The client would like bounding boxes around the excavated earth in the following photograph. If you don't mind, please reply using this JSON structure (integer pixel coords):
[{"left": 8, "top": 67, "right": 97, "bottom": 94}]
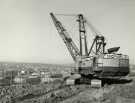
[{"left": 0, "top": 76, "right": 135, "bottom": 103}]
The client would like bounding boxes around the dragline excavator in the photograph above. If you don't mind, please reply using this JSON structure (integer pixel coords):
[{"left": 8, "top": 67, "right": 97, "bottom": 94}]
[{"left": 50, "top": 13, "right": 130, "bottom": 87}]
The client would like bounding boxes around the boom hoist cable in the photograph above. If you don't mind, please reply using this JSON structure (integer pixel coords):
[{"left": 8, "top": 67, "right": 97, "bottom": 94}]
[{"left": 54, "top": 13, "right": 77, "bottom": 17}]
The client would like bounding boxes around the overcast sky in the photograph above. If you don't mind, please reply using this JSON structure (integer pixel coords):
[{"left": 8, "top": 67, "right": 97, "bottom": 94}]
[{"left": 0, "top": 0, "right": 135, "bottom": 64}]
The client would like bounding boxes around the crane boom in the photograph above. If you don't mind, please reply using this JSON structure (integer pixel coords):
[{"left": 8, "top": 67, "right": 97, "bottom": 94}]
[{"left": 50, "top": 13, "right": 80, "bottom": 61}]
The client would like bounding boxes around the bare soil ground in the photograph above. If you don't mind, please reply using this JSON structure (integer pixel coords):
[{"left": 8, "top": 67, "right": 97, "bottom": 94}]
[
  {"left": 0, "top": 70, "right": 135, "bottom": 103},
  {"left": 0, "top": 78, "right": 135, "bottom": 103}
]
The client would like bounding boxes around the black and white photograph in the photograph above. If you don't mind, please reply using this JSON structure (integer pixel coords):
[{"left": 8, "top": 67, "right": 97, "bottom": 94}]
[{"left": 0, "top": 0, "right": 135, "bottom": 103}]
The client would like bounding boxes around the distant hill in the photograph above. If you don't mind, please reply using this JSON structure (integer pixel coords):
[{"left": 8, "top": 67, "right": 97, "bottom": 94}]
[{"left": 0, "top": 61, "right": 75, "bottom": 71}]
